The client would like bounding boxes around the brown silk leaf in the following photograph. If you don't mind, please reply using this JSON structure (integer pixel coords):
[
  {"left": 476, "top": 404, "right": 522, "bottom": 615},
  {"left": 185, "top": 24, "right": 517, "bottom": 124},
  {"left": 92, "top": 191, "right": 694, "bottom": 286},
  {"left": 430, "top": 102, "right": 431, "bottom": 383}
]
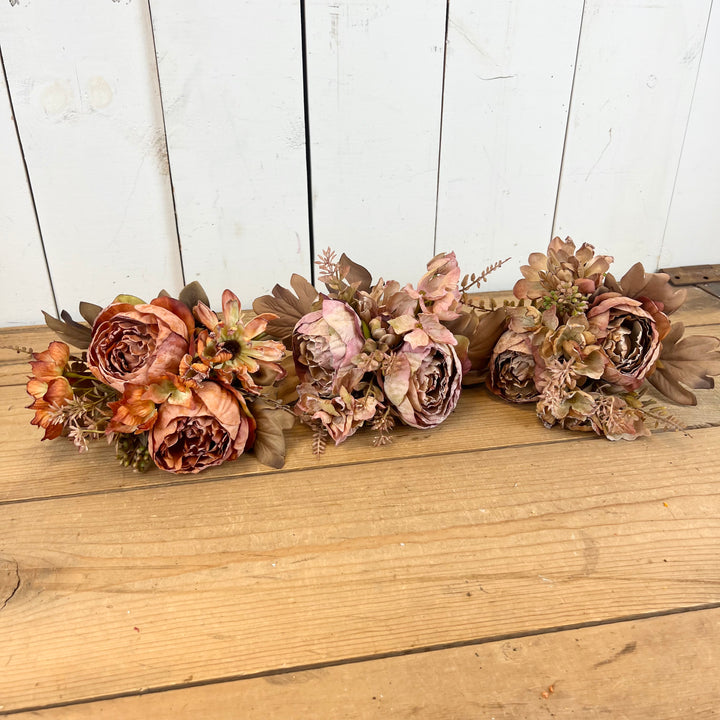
[
  {"left": 179, "top": 281, "right": 210, "bottom": 312},
  {"left": 338, "top": 253, "right": 373, "bottom": 292},
  {"left": 253, "top": 276, "right": 318, "bottom": 346},
  {"left": 42, "top": 310, "right": 92, "bottom": 349},
  {"left": 619, "top": 263, "right": 687, "bottom": 315},
  {"left": 290, "top": 273, "right": 319, "bottom": 309},
  {"left": 447, "top": 307, "right": 508, "bottom": 385},
  {"left": 647, "top": 323, "right": 720, "bottom": 405},
  {"left": 250, "top": 399, "right": 295, "bottom": 469},
  {"left": 78, "top": 301, "right": 102, "bottom": 326}
]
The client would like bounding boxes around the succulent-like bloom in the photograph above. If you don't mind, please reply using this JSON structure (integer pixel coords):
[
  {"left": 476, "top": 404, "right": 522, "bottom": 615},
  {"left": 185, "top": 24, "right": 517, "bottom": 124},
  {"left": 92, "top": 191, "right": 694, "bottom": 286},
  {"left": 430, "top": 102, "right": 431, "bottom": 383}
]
[
  {"left": 149, "top": 381, "right": 255, "bottom": 474},
  {"left": 294, "top": 383, "right": 378, "bottom": 444},
  {"left": 588, "top": 293, "right": 664, "bottom": 391},
  {"left": 87, "top": 297, "right": 194, "bottom": 393},
  {"left": 190, "top": 290, "right": 286, "bottom": 392},
  {"left": 382, "top": 341, "right": 462, "bottom": 428},
  {"left": 26, "top": 341, "right": 74, "bottom": 440},
  {"left": 293, "top": 298, "right": 366, "bottom": 395},
  {"left": 514, "top": 237, "right": 613, "bottom": 313},
  {"left": 487, "top": 330, "right": 539, "bottom": 403}
]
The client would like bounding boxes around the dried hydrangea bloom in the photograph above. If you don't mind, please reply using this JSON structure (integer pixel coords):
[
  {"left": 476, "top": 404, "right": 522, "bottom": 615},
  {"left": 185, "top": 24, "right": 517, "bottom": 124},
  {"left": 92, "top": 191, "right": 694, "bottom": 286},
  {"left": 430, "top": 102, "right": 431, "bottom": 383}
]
[
  {"left": 487, "top": 330, "right": 539, "bottom": 403},
  {"left": 294, "top": 383, "right": 378, "bottom": 444}
]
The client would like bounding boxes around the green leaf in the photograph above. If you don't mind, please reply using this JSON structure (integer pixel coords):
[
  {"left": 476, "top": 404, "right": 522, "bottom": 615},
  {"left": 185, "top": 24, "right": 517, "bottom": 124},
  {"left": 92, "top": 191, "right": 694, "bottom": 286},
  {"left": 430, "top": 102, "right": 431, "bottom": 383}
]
[{"left": 112, "top": 294, "right": 145, "bottom": 305}]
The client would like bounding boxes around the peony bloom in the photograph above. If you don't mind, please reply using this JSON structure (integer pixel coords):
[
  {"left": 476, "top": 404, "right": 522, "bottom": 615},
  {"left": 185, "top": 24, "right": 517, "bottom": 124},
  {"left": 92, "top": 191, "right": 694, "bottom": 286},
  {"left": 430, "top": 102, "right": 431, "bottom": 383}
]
[
  {"left": 88, "top": 297, "right": 194, "bottom": 392},
  {"left": 294, "top": 383, "right": 378, "bottom": 444},
  {"left": 293, "top": 298, "right": 366, "bottom": 395},
  {"left": 149, "top": 382, "right": 255, "bottom": 474},
  {"left": 26, "top": 341, "right": 74, "bottom": 440},
  {"left": 382, "top": 341, "right": 462, "bottom": 428},
  {"left": 487, "top": 330, "right": 539, "bottom": 403},
  {"left": 588, "top": 293, "right": 665, "bottom": 391}
]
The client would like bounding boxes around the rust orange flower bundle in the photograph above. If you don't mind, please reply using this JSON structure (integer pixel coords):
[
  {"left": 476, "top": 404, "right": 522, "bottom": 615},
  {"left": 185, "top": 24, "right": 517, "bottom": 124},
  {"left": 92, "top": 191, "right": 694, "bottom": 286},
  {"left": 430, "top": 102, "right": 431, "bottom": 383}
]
[{"left": 25, "top": 240, "right": 720, "bottom": 474}]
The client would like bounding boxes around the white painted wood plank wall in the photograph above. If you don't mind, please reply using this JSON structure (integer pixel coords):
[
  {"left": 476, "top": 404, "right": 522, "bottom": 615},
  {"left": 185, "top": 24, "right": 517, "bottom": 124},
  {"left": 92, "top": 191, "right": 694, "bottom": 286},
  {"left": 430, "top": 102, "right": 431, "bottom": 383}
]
[
  {"left": 150, "top": 0, "right": 311, "bottom": 308},
  {"left": 0, "top": 0, "right": 182, "bottom": 324},
  {"left": 1, "top": 0, "right": 718, "bottom": 326}
]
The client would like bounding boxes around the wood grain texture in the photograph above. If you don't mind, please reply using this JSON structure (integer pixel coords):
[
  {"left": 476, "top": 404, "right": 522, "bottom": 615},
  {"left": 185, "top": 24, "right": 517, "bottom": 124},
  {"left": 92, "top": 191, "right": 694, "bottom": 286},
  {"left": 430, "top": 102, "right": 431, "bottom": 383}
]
[
  {"left": 554, "top": 0, "right": 712, "bottom": 272},
  {"left": 148, "top": 0, "right": 312, "bottom": 306},
  {"left": 1, "top": 425, "right": 719, "bottom": 710},
  {"left": 435, "top": 0, "right": 584, "bottom": 292},
  {"left": 304, "top": 0, "right": 447, "bottom": 285},
  {"left": 0, "top": 0, "right": 183, "bottom": 315},
  {"left": 0, "top": 65, "right": 55, "bottom": 328},
  {"left": 661, "top": 1, "right": 720, "bottom": 268},
  {"left": 14, "top": 607, "right": 720, "bottom": 719}
]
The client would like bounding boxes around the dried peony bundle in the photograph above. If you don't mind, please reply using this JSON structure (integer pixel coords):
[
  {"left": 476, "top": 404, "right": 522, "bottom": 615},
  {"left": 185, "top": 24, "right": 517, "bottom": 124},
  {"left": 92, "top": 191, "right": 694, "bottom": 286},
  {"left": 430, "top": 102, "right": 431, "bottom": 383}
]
[
  {"left": 27, "top": 284, "right": 294, "bottom": 473},
  {"left": 254, "top": 249, "right": 500, "bottom": 450},
  {"left": 487, "top": 237, "right": 720, "bottom": 440}
]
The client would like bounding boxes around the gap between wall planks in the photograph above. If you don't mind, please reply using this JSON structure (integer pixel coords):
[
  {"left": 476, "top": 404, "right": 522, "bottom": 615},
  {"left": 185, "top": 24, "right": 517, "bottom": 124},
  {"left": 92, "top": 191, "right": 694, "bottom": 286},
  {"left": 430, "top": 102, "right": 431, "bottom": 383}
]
[
  {"left": 0, "top": 0, "right": 183, "bottom": 320},
  {"left": 661, "top": 0, "right": 720, "bottom": 269},
  {"left": 9, "top": 607, "right": 720, "bottom": 718},
  {"left": 148, "top": 0, "right": 312, "bottom": 307},
  {"left": 0, "top": 425, "right": 719, "bottom": 710},
  {"left": 435, "top": 0, "right": 584, "bottom": 293},
  {"left": 0, "top": 48, "right": 56, "bottom": 327},
  {"left": 553, "top": 0, "right": 713, "bottom": 273},
  {"left": 303, "top": 0, "right": 448, "bottom": 285}
]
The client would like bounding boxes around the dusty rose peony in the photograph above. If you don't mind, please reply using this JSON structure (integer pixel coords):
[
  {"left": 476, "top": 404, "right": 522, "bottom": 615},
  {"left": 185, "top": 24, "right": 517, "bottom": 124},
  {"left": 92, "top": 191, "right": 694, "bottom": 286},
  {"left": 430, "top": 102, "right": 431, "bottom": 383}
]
[
  {"left": 382, "top": 341, "right": 462, "bottom": 428},
  {"left": 487, "top": 330, "right": 539, "bottom": 403},
  {"left": 292, "top": 298, "right": 366, "bottom": 395},
  {"left": 88, "top": 297, "right": 194, "bottom": 392},
  {"left": 149, "top": 382, "right": 255, "bottom": 473},
  {"left": 588, "top": 293, "right": 664, "bottom": 391}
]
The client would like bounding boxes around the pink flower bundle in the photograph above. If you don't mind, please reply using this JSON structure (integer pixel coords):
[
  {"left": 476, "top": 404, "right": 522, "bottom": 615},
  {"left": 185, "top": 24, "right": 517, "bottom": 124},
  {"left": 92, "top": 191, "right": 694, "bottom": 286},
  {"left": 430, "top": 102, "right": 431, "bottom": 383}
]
[
  {"left": 486, "top": 238, "right": 720, "bottom": 439},
  {"left": 23, "top": 240, "right": 720, "bottom": 473},
  {"left": 254, "top": 250, "right": 471, "bottom": 447}
]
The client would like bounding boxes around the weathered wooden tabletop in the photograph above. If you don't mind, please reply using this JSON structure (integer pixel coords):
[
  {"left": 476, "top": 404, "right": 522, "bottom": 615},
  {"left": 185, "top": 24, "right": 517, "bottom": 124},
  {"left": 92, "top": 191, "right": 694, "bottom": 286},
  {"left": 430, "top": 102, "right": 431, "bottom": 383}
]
[{"left": 1, "top": 288, "right": 719, "bottom": 718}]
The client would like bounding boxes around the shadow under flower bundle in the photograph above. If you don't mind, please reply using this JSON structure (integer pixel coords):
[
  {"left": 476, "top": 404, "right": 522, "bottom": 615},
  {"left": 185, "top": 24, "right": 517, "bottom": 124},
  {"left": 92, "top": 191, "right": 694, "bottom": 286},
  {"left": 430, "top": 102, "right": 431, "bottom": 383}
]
[{"left": 25, "top": 284, "right": 294, "bottom": 473}]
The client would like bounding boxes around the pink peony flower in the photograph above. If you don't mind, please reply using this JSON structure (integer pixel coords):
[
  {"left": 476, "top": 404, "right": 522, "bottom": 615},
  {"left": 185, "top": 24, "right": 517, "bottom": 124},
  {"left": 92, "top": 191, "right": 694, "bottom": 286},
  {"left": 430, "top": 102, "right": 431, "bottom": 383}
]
[
  {"left": 292, "top": 298, "right": 366, "bottom": 395},
  {"left": 382, "top": 341, "right": 462, "bottom": 428}
]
